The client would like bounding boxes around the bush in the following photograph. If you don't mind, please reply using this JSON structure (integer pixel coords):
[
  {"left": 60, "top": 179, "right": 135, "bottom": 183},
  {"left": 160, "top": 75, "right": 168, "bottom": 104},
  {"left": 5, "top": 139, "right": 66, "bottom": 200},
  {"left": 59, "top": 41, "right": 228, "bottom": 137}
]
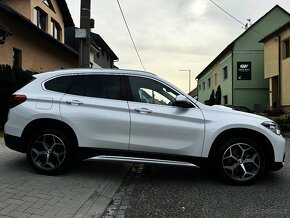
[
  {"left": 0, "top": 65, "right": 36, "bottom": 130},
  {"left": 258, "top": 112, "right": 290, "bottom": 133},
  {"left": 209, "top": 89, "right": 215, "bottom": 106},
  {"left": 265, "top": 110, "right": 285, "bottom": 117},
  {"left": 215, "top": 85, "right": 221, "bottom": 105}
]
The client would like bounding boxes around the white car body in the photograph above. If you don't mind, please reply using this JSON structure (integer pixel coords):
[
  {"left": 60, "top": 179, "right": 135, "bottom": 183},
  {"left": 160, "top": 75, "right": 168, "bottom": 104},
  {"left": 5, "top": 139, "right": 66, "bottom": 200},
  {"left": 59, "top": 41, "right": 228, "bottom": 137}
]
[{"left": 4, "top": 69, "right": 286, "bottom": 184}]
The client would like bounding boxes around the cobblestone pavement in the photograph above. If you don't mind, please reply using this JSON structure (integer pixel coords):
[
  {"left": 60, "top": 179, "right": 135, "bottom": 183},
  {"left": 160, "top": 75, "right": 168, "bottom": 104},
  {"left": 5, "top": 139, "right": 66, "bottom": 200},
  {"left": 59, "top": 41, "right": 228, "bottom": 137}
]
[
  {"left": 105, "top": 140, "right": 290, "bottom": 217},
  {"left": 0, "top": 137, "right": 131, "bottom": 218}
]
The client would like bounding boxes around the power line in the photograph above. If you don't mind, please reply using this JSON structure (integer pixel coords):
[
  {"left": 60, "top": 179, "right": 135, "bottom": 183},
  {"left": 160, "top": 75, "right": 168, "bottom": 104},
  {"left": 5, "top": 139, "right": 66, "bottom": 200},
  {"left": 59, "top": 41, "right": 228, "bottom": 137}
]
[
  {"left": 116, "top": 0, "right": 146, "bottom": 71},
  {"left": 209, "top": 0, "right": 245, "bottom": 26},
  {"left": 209, "top": 0, "right": 264, "bottom": 36}
]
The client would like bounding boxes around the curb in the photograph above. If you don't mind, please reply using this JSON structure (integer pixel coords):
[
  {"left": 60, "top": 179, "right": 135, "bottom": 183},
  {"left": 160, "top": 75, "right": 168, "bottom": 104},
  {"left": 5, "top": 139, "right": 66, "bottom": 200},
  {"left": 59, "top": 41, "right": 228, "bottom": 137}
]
[{"left": 73, "top": 163, "right": 132, "bottom": 218}]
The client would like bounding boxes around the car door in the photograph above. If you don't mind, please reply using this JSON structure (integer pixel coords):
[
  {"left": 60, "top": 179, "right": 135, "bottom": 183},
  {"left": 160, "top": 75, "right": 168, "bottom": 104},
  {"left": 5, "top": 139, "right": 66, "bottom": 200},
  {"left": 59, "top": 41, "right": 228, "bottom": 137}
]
[
  {"left": 59, "top": 74, "right": 130, "bottom": 150},
  {"left": 127, "top": 75, "right": 205, "bottom": 157}
]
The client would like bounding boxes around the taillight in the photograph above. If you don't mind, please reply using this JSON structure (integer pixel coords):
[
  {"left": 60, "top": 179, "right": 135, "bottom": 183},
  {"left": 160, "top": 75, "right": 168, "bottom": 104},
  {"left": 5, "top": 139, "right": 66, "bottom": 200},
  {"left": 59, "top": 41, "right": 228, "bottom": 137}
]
[{"left": 9, "top": 94, "right": 27, "bottom": 109}]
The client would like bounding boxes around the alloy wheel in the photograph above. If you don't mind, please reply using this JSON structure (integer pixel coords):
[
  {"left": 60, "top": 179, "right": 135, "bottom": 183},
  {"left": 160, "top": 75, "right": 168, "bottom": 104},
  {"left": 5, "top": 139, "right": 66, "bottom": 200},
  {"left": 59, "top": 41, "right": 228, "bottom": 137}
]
[
  {"left": 30, "top": 134, "right": 66, "bottom": 170},
  {"left": 222, "top": 143, "right": 261, "bottom": 182}
]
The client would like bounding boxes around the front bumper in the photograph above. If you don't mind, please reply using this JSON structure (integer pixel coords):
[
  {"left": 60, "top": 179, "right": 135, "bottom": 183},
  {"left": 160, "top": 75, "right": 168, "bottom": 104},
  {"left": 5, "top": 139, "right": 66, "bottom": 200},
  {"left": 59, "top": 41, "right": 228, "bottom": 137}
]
[
  {"left": 269, "top": 162, "right": 284, "bottom": 171},
  {"left": 4, "top": 134, "right": 26, "bottom": 153}
]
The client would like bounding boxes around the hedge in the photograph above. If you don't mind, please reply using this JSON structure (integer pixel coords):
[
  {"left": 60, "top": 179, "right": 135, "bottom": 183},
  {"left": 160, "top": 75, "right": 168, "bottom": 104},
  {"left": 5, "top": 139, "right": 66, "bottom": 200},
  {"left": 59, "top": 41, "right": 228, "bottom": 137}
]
[{"left": 0, "top": 65, "right": 35, "bottom": 130}]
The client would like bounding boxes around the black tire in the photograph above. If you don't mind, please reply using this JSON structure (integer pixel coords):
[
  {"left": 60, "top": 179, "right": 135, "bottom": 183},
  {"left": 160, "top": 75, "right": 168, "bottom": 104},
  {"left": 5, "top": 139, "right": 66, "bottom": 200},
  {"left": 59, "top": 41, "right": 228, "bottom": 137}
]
[
  {"left": 215, "top": 137, "right": 265, "bottom": 185},
  {"left": 26, "top": 129, "right": 74, "bottom": 175}
]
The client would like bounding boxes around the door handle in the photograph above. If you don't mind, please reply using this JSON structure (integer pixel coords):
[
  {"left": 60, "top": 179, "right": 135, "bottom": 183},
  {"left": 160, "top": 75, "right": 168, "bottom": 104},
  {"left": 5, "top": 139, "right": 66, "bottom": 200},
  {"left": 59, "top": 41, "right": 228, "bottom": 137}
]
[
  {"left": 134, "top": 108, "right": 152, "bottom": 114},
  {"left": 66, "top": 100, "right": 83, "bottom": 106}
]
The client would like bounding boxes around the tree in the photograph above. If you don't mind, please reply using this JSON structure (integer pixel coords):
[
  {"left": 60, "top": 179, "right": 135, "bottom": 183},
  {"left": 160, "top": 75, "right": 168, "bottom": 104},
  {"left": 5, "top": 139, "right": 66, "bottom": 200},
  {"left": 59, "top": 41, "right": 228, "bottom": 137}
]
[
  {"left": 209, "top": 89, "right": 215, "bottom": 106},
  {"left": 0, "top": 65, "right": 35, "bottom": 129},
  {"left": 215, "top": 85, "right": 221, "bottom": 105}
]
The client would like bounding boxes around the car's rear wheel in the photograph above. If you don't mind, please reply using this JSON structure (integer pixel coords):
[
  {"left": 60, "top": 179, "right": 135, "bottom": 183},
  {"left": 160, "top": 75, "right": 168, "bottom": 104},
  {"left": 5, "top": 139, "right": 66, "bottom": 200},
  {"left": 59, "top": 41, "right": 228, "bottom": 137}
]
[
  {"left": 217, "top": 137, "right": 265, "bottom": 185},
  {"left": 26, "top": 129, "right": 73, "bottom": 174}
]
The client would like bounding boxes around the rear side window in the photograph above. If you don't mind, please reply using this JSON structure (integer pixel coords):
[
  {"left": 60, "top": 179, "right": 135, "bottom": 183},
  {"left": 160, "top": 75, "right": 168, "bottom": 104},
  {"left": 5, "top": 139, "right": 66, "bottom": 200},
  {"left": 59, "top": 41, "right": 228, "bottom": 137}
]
[
  {"left": 44, "top": 76, "right": 73, "bottom": 93},
  {"left": 44, "top": 74, "right": 125, "bottom": 101}
]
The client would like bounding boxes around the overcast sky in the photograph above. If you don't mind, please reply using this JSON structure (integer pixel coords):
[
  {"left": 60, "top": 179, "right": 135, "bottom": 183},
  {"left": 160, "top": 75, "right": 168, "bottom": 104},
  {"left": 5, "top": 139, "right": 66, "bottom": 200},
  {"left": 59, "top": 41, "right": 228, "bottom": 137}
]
[{"left": 66, "top": 0, "right": 290, "bottom": 92}]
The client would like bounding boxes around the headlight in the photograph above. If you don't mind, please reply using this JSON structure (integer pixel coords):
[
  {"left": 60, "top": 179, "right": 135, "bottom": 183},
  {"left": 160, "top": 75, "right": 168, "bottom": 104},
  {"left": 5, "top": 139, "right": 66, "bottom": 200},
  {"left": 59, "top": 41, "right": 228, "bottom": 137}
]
[{"left": 261, "top": 121, "right": 281, "bottom": 135}]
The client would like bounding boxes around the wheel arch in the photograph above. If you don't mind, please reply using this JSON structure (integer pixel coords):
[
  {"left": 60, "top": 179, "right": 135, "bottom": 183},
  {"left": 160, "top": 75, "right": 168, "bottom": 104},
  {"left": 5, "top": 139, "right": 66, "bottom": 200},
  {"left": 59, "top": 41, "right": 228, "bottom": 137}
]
[
  {"left": 21, "top": 118, "right": 79, "bottom": 151},
  {"left": 208, "top": 128, "right": 274, "bottom": 170}
]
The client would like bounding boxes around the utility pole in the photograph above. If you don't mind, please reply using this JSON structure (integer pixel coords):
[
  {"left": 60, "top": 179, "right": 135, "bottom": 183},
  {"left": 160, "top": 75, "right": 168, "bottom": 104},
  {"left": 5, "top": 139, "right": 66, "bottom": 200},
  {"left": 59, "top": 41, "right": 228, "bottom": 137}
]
[
  {"left": 179, "top": 69, "right": 192, "bottom": 93},
  {"left": 79, "top": 0, "right": 91, "bottom": 68}
]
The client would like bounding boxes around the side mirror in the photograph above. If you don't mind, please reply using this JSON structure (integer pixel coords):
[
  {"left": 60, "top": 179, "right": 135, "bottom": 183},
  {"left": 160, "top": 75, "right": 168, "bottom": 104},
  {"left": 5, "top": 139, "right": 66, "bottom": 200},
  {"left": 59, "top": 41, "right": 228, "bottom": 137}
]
[{"left": 174, "top": 95, "right": 194, "bottom": 108}]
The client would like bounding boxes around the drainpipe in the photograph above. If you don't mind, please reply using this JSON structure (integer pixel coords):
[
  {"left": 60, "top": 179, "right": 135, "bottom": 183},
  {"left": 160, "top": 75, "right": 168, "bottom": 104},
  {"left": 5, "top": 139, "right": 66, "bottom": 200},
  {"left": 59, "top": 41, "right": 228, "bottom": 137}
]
[
  {"left": 278, "top": 35, "right": 281, "bottom": 110},
  {"left": 196, "top": 78, "right": 199, "bottom": 101},
  {"left": 231, "top": 48, "right": 234, "bottom": 105}
]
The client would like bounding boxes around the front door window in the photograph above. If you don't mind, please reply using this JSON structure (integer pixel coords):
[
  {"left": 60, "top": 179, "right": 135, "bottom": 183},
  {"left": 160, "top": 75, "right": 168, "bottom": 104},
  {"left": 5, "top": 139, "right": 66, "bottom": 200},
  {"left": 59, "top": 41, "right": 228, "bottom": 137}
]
[{"left": 129, "top": 76, "right": 178, "bottom": 106}]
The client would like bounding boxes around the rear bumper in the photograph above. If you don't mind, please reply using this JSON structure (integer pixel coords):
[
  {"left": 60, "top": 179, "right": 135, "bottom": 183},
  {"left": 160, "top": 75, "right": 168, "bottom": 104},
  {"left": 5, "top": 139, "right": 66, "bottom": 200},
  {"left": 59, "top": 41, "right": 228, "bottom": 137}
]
[{"left": 4, "top": 134, "right": 26, "bottom": 153}]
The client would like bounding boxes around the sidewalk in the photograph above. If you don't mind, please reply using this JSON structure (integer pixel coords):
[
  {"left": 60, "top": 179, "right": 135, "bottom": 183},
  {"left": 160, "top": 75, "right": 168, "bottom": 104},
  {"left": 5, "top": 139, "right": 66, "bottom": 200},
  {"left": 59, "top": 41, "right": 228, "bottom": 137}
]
[{"left": 0, "top": 137, "right": 131, "bottom": 218}]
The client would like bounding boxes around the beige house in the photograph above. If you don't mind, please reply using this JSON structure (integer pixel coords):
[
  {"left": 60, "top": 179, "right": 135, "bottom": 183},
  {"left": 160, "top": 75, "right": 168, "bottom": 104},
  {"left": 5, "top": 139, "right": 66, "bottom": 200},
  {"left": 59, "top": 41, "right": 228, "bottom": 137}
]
[
  {"left": 0, "top": 0, "right": 78, "bottom": 72},
  {"left": 261, "top": 21, "right": 290, "bottom": 111}
]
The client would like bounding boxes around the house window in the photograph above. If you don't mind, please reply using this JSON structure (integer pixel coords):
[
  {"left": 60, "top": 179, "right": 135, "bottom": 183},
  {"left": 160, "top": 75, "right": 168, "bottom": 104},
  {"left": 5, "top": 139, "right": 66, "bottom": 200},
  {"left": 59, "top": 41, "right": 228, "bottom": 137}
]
[
  {"left": 283, "top": 39, "right": 290, "bottom": 59},
  {"left": 214, "top": 73, "right": 217, "bottom": 85},
  {"left": 222, "top": 66, "right": 228, "bottom": 81},
  {"left": 13, "top": 48, "right": 22, "bottom": 68},
  {"left": 43, "top": 0, "right": 55, "bottom": 12},
  {"left": 93, "top": 51, "right": 100, "bottom": 63},
  {"left": 51, "top": 19, "right": 61, "bottom": 41},
  {"left": 223, "top": 95, "right": 228, "bottom": 105},
  {"left": 198, "top": 84, "right": 201, "bottom": 91},
  {"left": 202, "top": 82, "right": 205, "bottom": 91},
  {"left": 34, "top": 7, "right": 47, "bottom": 31},
  {"left": 207, "top": 78, "right": 211, "bottom": 89}
]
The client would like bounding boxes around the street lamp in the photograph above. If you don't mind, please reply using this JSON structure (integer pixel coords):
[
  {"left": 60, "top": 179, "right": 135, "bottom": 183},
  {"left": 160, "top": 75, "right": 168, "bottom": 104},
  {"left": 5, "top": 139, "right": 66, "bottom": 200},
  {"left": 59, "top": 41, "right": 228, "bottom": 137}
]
[{"left": 179, "top": 69, "right": 191, "bottom": 93}]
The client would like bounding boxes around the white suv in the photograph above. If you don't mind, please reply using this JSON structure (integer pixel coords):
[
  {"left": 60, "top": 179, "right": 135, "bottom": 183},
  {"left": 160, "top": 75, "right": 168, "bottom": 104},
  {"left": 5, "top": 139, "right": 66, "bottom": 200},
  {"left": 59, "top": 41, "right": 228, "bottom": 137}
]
[{"left": 4, "top": 69, "right": 285, "bottom": 185}]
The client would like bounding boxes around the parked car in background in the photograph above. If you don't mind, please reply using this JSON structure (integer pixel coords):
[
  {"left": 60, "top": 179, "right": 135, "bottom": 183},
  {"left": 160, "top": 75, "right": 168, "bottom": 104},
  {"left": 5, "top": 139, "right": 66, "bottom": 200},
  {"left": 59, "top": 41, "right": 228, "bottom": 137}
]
[{"left": 4, "top": 69, "right": 285, "bottom": 185}]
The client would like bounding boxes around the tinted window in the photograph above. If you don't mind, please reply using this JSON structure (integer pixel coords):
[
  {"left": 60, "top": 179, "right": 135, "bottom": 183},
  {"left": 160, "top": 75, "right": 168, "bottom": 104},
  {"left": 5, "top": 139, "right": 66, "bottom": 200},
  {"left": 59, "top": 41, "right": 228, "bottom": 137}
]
[
  {"left": 86, "top": 75, "right": 124, "bottom": 100},
  {"left": 69, "top": 75, "right": 86, "bottom": 96},
  {"left": 129, "top": 76, "right": 178, "bottom": 106},
  {"left": 45, "top": 74, "right": 124, "bottom": 100},
  {"left": 45, "top": 76, "right": 73, "bottom": 93}
]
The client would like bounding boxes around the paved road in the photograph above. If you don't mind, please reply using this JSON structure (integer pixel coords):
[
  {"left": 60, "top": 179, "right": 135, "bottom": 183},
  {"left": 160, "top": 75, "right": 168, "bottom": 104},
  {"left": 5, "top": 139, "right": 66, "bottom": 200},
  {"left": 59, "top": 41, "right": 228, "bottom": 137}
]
[
  {"left": 105, "top": 139, "right": 290, "bottom": 218},
  {"left": 0, "top": 137, "right": 131, "bottom": 218}
]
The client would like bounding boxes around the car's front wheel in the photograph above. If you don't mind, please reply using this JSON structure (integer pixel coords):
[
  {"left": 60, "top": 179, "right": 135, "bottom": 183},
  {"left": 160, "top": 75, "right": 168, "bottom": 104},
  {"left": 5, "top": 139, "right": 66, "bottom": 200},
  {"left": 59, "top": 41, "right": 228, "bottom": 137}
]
[
  {"left": 217, "top": 137, "right": 265, "bottom": 185},
  {"left": 26, "top": 129, "right": 73, "bottom": 174}
]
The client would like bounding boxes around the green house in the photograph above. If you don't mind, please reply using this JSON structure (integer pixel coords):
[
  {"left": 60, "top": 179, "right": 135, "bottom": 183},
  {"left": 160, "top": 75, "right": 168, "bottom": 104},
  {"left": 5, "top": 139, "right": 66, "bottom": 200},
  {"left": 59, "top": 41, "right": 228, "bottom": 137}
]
[{"left": 196, "top": 5, "right": 290, "bottom": 112}]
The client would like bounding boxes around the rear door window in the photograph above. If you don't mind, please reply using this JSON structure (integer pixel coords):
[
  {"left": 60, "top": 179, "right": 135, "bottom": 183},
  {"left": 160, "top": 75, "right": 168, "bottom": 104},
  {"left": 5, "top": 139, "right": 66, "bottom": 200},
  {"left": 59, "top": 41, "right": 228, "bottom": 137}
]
[{"left": 86, "top": 75, "right": 125, "bottom": 100}]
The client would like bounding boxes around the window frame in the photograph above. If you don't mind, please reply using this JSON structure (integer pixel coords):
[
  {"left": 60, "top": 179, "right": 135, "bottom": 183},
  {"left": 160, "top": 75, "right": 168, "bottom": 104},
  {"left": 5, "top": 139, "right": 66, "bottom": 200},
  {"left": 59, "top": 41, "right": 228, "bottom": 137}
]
[
  {"left": 13, "top": 47, "right": 22, "bottom": 68},
  {"left": 51, "top": 19, "right": 61, "bottom": 41},
  {"left": 207, "top": 78, "right": 211, "bottom": 89},
  {"left": 223, "top": 95, "right": 228, "bottom": 105},
  {"left": 222, "top": 66, "right": 228, "bottom": 81},
  {"left": 43, "top": 0, "right": 55, "bottom": 12},
  {"left": 283, "top": 38, "right": 290, "bottom": 59},
  {"left": 34, "top": 7, "right": 48, "bottom": 31}
]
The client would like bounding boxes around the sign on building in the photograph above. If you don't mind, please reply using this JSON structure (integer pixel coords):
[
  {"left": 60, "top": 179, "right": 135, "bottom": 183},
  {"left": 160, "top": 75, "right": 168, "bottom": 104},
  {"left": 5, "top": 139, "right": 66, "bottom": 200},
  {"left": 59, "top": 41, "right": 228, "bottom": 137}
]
[{"left": 237, "top": 62, "right": 251, "bottom": 80}]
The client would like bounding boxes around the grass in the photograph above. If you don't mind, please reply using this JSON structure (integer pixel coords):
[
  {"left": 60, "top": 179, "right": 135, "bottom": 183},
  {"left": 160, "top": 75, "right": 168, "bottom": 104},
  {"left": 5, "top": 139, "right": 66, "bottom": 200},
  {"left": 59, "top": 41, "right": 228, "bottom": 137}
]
[{"left": 0, "top": 131, "right": 3, "bottom": 138}]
